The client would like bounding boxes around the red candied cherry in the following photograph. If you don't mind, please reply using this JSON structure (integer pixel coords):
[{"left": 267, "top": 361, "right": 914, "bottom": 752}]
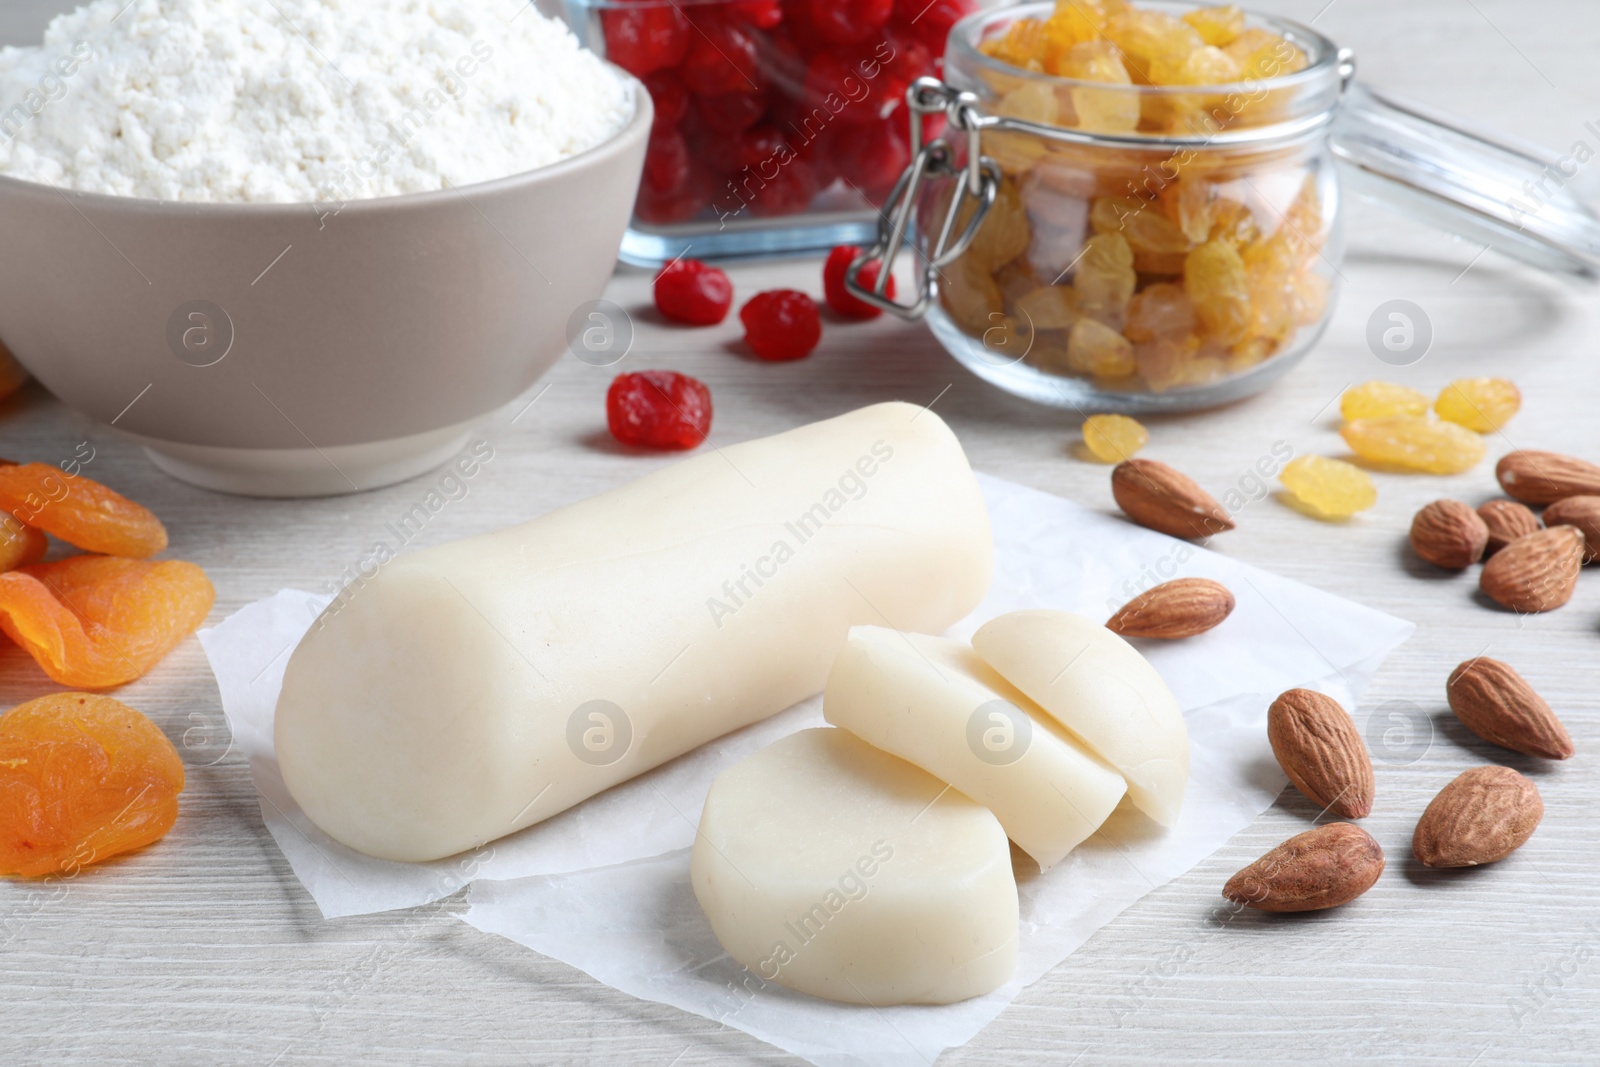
[
  {"left": 602, "top": 1, "right": 690, "bottom": 77},
  {"left": 634, "top": 165, "right": 709, "bottom": 224},
  {"left": 740, "top": 290, "right": 822, "bottom": 360},
  {"left": 730, "top": 0, "right": 784, "bottom": 29},
  {"left": 643, "top": 126, "right": 691, "bottom": 194},
  {"left": 778, "top": 0, "right": 828, "bottom": 55},
  {"left": 832, "top": 119, "right": 909, "bottom": 198},
  {"left": 699, "top": 89, "right": 770, "bottom": 134},
  {"left": 823, "top": 245, "right": 896, "bottom": 319},
  {"left": 747, "top": 157, "right": 820, "bottom": 217},
  {"left": 807, "top": 0, "right": 893, "bottom": 46},
  {"left": 607, "top": 370, "right": 713, "bottom": 450},
  {"left": 681, "top": 21, "right": 760, "bottom": 96},
  {"left": 892, "top": 0, "right": 973, "bottom": 58},
  {"left": 642, "top": 71, "right": 689, "bottom": 129},
  {"left": 654, "top": 259, "right": 734, "bottom": 326}
]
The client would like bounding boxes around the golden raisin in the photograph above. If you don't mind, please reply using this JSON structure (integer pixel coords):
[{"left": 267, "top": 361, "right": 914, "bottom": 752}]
[
  {"left": 1184, "top": 239, "right": 1251, "bottom": 344},
  {"left": 1341, "top": 417, "right": 1487, "bottom": 475},
  {"left": 1340, "top": 381, "right": 1431, "bottom": 422},
  {"left": 1056, "top": 41, "right": 1140, "bottom": 132},
  {"left": 1435, "top": 377, "right": 1521, "bottom": 433},
  {"left": 1074, "top": 232, "right": 1138, "bottom": 325},
  {"left": 1182, "top": 5, "right": 1245, "bottom": 47},
  {"left": 0, "top": 556, "right": 215, "bottom": 689},
  {"left": 1279, "top": 455, "right": 1377, "bottom": 519},
  {"left": 0, "top": 693, "right": 184, "bottom": 877},
  {"left": 0, "top": 463, "right": 168, "bottom": 558},
  {"left": 1067, "top": 318, "right": 1137, "bottom": 377},
  {"left": 1082, "top": 414, "right": 1150, "bottom": 463}
]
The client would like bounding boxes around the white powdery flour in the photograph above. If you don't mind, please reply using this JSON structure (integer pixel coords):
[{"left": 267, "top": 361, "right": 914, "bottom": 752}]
[{"left": 0, "top": 0, "right": 632, "bottom": 203}]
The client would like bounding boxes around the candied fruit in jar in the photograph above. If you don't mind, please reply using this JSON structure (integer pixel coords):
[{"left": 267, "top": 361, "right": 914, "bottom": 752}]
[
  {"left": 0, "top": 463, "right": 167, "bottom": 559},
  {"left": 1223, "top": 28, "right": 1307, "bottom": 79},
  {"left": 0, "top": 693, "right": 184, "bottom": 878},
  {"left": 1091, "top": 197, "right": 1192, "bottom": 255},
  {"left": 1435, "top": 377, "right": 1521, "bottom": 433},
  {"left": 966, "top": 177, "right": 1032, "bottom": 270},
  {"left": 1102, "top": 10, "right": 1203, "bottom": 85},
  {"left": 1082, "top": 414, "right": 1149, "bottom": 463},
  {"left": 981, "top": 18, "right": 1049, "bottom": 71},
  {"left": 940, "top": 256, "right": 1005, "bottom": 333},
  {"left": 1340, "top": 417, "right": 1486, "bottom": 475},
  {"left": 1184, "top": 239, "right": 1251, "bottom": 344},
  {"left": 601, "top": 0, "right": 691, "bottom": 78},
  {"left": 1123, "top": 282, "right": 1196, "bottom": 342},
  {"left": 0, "top": 556, "right": 215, "bottom": 689},
  {"left": 1067, "top": 318, "right": 1136, "bottom": 378},
  {"left": 806, "top": 0, "right": 894, "bottom": 47},
  {"left": 1279, "top": 454, "right": 1377, "bottom": 520},
  {"left": 1171, "top": 45, "right": 1241, "bottom": 86},
  {"left": 1074, "top": 232, "right": 1137, "bottom": 326},
  {"left": 1182, "top": 5, "right": 1244, "bottom": 47},
  {"left": 1056, "top": 42, "right": 1140, "bottom": 133},
  {"left": 1014, "top": 284, "right": 1082, "bottom": 331},
  {"left": 1340, "top": 381, "right": 1430, "bottom": 422}
]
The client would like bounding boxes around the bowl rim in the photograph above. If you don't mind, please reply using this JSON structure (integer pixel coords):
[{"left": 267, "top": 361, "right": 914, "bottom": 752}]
[{"left": 0, "top": 65, "right": 649, "bottom": 216}]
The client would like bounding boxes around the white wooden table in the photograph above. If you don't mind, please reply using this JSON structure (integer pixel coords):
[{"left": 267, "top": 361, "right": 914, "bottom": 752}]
[{"left": 2, "top": 1, "right": 1597, "bottom": 1063}]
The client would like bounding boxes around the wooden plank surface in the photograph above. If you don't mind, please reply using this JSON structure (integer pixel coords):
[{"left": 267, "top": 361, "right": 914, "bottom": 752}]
[{"left": 2, "top": 0, "right": 1598, "bottom": 1063}]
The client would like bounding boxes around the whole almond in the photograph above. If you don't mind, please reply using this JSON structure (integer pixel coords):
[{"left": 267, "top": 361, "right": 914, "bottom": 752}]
[
  {"left": 1409, "top": 499, "right": 1488, "bottom": 570},
  {"left": 1268, "top": 689, "right": 1375, "bottom": 819},
  {"left": 1111, "top": 459, "right": 1235, "bottom": 540},
  {"left": 1479, "top": 526, "right": 1584, "bottom": 612},
  {"left": 1447, "top": 658, "right": 1573, "bottom": 759},
  {"left": 1106, "top": 578, "right": 1235, "bottom": 638},
  {"left": 1413, "top": 766, "right": 1542, "bottom": 868},
  {"left": 1477, "top": 499, "right": 1541, "bottom": 556},
  {"left": 1496, "top": 450, "right": 1600, "bottom": 505},
  {"left": 1223, "top": 823, "right": 1384, "bottom": 912},
  {"left": 1543, "top": 496, "right": 1600, "bottom": 562}
]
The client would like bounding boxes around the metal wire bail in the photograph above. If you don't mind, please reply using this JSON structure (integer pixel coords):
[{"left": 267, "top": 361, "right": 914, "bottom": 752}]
[{"left": 843, "top": 78, "right": 1001, "bottom": 321}]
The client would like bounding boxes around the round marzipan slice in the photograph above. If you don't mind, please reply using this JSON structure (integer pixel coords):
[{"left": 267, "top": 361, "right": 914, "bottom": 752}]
[
  {"left": 691, "top": 728, "right": 1018, "bottom": 1006},
  {"left": 823, "top": 626, "right": 1127, "bottom": 869},
  {"left": 972, "top": 610, "right": 1189, "bottom": 826}
]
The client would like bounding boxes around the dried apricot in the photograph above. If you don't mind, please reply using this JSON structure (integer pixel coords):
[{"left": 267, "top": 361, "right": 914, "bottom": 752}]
[
  {"left": 1435, "top": 377, "right": 1521, "bottom": 433},
  {"left": 1279, "top": 455, "right": 1377, "bottom": 519},
  {"left": 1083, "top": 414, "right": 1149, "bottom": 463},
  {"left": 1340, "top": 381, "right": 1430, "bottom": 422},
  {"left": 0, "top": 556, "right": 214, "bottom": 689},
  {"left": 1341, "top": 417, "right": 1486, "bottom": 475},
  {"left": 1, "top": 516, "right": 47, "bottom": 573},
  {"left": 0, "top": 463, "right": 168, "bottom": 558},
  {"left": 0, "top": 692, "right": 183, "bottom": 877}
]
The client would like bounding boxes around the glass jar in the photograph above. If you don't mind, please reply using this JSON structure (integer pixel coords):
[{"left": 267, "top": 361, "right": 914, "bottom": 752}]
[
  {"left": 558, "top": 0, "right": 980, "bottom": 265},
  {"left": 845, "top": 1, "right": 1600, "bottom": 412}
]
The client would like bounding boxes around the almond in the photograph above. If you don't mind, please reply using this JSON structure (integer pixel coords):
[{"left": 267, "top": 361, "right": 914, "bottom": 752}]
[
  {"left": 1223, "top": 823, "right": 1384, "bottom": 912},
  {"left": 1479, "top": 526, "right": 1584, "bottom": 612},
  {"left": 1267, "top": 689, "right": 1375, "bottom": 819},
  {"left": 1447, "top": 658, "right": 1574, "bottom": 759},
  {"left": 1111, "top": 459, "right": 1235, "bottom": 540},
  {"left": 1477, "top": 499, "right": 1541, "bottom": 556},
  {"left": 1409, "top": 499, "right": 1488, "bottom": 570},
  {"left": 1496, "top": 450, "right": 1600, "bottom": 505},
  {"left": 1543, "top": 496, "right": 1600, "bottom": 562},
  {"left": 1105, "top": 577, "right": 1235, "bottom": 638},
  {"left": 1413, "top": 766, "right": 1542, "bottom": 868}
]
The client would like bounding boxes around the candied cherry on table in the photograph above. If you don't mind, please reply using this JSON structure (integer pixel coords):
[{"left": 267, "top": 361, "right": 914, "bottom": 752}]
[
  {"left": 654, "top": 259, "right": 734, "bottom": 325},
  {"left": 741, "top": 290, "right": 823, "bottom": 361},
  {"left": 0, "top": 692, "right": 184, "bottom": 878},
  {"left": 601, "top": 0, "right": 690, "bottom": 77},
  {"left": 0, "top": 462, "right": 167, "bottom": 558},
  {"left": 607, "top": 370, "right": 714, "bottom": 451},
  {"left": 823, "top": 245, "right": 896, "bottom": 319}
]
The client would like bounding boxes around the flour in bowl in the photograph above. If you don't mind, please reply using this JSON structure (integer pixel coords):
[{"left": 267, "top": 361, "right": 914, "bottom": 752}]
[{"left": 0, "top": 0, "right": 633, "bottom": 203}]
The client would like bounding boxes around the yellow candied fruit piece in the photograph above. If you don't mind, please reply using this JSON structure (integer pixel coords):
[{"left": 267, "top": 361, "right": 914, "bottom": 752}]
[
  {"left": 1055, "top": 41, "right": 1141, "bottom": 132},
  {"left": 1082, "top": 414, "right": 1150, "bottom": 463},
  {"left": 1014, "top": 284, "right": 1082, "bottom": 330},
  {"left": 1074, "top": 231, "right": 1137, "bottom": 325},
  {"left": 1182, "top": 5, "right": 1245, "bottom": 47},
  {"left": 1223, "top": 28, "right": 1307, "bottom": 79},
  {"left": 1090, "top": 196, "right": 1192, "bottom": 254},
  {"left": 1067, "top": 318, "right": 1137, "bottom": 377},
  {"left": 1043, "top": 0, "right": 1110, "bottom": 55},
  {"left": 1123, "top": 282, "right": 1195, "bottom": 342},
  {"left": 982, "top": 19, "right": 1050, "bottom": 71},
  {"left": 1340, "top": 381, "right": 1430, "bottom": 422},
  {"left": 1435, "top": 377, "right": 1521, "bottom": 433},
  {"left": 1184, "top": 238, "right": 1251, "bottom": 344},
  {"left": 1340, "top": 417, "right": 1487, "bottom": 475},
  {"left": 1172, "top": 45, "right": 1241, "bottom": 86},
  {"left": 1103, "top": 10, "right": 1203, "bottom": 85},
  {"left": 1279, "top": 454, "right": 1377, "bottom": 519}
]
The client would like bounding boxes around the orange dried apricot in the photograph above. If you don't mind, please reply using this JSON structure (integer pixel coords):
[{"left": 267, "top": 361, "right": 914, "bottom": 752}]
[
  {"left": 1, "top": 515, "right": 47, "bottom": 573},
  {"left": 0, "top": 692, "right": 184, "bottom": 877},
  {"left": 0, "top": 463, "right": 168, "bottom": 558},
  {"left": 0, "top": 556, "right": 214, "bottom": 689}
]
